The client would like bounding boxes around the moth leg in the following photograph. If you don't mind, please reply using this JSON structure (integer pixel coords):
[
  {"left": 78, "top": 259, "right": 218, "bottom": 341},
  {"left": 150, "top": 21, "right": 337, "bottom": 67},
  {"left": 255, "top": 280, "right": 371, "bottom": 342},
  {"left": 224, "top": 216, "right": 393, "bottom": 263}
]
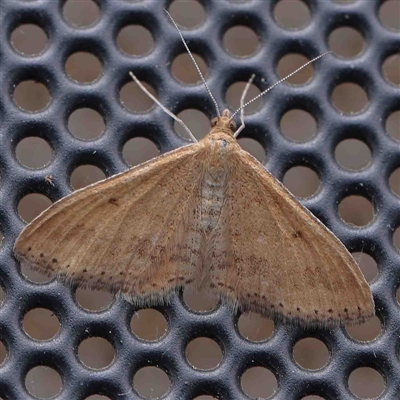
[{"left": 234, "top": 74, "right": 255, "bottom": 138}]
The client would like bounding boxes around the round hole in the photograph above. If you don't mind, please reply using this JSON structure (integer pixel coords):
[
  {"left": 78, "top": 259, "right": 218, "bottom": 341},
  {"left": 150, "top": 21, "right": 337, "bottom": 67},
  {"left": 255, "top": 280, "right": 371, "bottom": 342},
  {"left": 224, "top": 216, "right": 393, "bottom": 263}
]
[
  {"left": 15, "top": 137, "right": 53, "bottom": 169},
  {"left": 133, "top": 366, "right": 170, "bottom": 399},
  {"left": 379, "top": 0, "right": 400, "bottom": 31},
  {"left": 237, "top": 138, "right": 265, "bottom": 163},
  {"left": 277, "top": 53, "right": 313, "bottom": 85},
  {"left": 346, "top": 315, "right": 381, "bottom": 342},
  {"left": 70, "top": 165, "right": 106, "bottom": 190},
  {"left": 122, "top": 137, "right": 159, "bottom": 167},
  {"left": 65, "top": 52, "right": 102, "bottom": 84},
  {"left": 397, "top": 285, "right": 400, "bottom": 304},
  {"left": 338, "top": 196, "right": 374, "bottom": 227},
  {"left": 223, "top": 26, "right": 259, "bottom": 57},
  {"left": 25, "top": 366, "right": 62, "bottom": 399},
  {"left": 348, "top": 367, "right": 385, "bottom": 399},
  {"left": 280, "top": 109, "right": 317, "bottom": 142},
  {"left": 331, "top": 83, "right": 369, "bottom": 114},
  {"left": 167, "top": 0, "right": 206, "bottom": 29},
  {"left": 238, "top": 312, "right": 274, "bottom": 342},
  {"left": 382, "top": 53, "right": 400, "bottom": 86},
  {"left": 85, "top": 396, "right": 111, "bottom": 400},
  {"left": 293, "top": 338, "right": 330, "bottom": 370},
  {"left": 393, "top": 226, "right": 400, "bottom": 252},
  {"left": 68, "top": 108, "right": 105, "bottom": 140},
  {"left": 78, "top": 337, "right": 115, "bottom": 369},
  {"left": 0, "top": 286, "right": 4, "bottom": 306},
  {"left": 352, "top": 252, "right": 378, "bottom": 283},
  {"left": 63, "top": 0, "right": 100, "bottom": 28},
  {"left": 193, "top": 397, "right": 218, "bottom": 400},
  {"left": 171, "top": 53, "right": 208, "bottom": 85},
  {"left": 335, "top": 139, "right": 372, "bottom": 171},
  {"left": 11, "top": 24, "right": 48, "bottom": 56},
  {"left": 273, "top": 0, "right": 311, "bottom": 30},
  {"left": 131, "top": 309, "right": 167, "bottom": 341},
  {"left": 13, "top": 80, "right": 50, "bottom": 112},
  {"left": 0, "top": 341, "right": 6, "bottom": 365},
  {"left": 174, "top": 109, "right": 210, "bottom": 141},
  {"left": 328, "top": 27, "right": 364, "bottom": 58},
  {"left": 389, "top": 168, "right": 400, "bottom": 196},
  {"left": 117, "top": 25, "right": 154, "bottom": 56},
  {"left": 301, "top": 397, "right": 326, "bottom": 400},
  {"left": 186, "top": 337, "right": 222, "bottom": 370},
  {"left": 226, "top": 81, "right": 262, "bottom": 114},
  {"left": 75, "top": 288, "right": 114, "bottom": 312},
  {"left": 283, "top": 166, "right": 320, "bottom": 198},
  {"left": 386, "top": 110, "right": 400, "bottom": 141},
  {"left": 23, "top": 308, "right": 60, "bottom": 340},
  {"left": 21, "top": 262, "right": 52, "bottom": 283},
  {"left": 182, "top": 287, "right": 219, "bottom": 312},
  {"left": 18, "top": 193, "right": 52, "bottom": 223},
  {"left": 241, "top": 366, "right": 278, "bottom": 398},
  {"left": 120, "top": 80, "right": 155, "bottom": 113}
]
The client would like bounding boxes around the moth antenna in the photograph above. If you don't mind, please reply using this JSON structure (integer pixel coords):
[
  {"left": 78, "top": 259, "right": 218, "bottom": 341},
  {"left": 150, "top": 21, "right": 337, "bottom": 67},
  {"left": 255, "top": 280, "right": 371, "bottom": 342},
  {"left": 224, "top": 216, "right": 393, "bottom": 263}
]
[
  {"left": 164, "top": 9, "right": 221, "bottom": 117},
  {"left": 230, "top": 51, "right": 332, "bottom": 121},
  {"left": 234, "top": 74, "right": 255, "bottom": 138},
  {"left": 129, "top": 72, "right": 198, "bottom": 143}
]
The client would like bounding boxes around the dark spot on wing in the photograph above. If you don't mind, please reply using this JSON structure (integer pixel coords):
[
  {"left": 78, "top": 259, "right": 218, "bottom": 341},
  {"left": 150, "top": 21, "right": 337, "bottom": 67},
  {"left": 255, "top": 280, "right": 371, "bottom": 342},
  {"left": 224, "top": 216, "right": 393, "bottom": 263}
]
[
  {"left": 108, "top": 198, "right": 119, "bottom": 206},
  {"left": 292, "top": 230, "right": 303, "bottom": 238}
]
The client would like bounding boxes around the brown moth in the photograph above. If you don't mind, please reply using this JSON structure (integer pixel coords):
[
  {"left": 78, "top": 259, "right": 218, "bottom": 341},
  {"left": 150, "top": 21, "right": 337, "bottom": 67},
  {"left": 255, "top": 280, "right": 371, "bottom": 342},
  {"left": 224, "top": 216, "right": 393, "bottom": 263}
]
[
  {"left": 14, "top": 107, "right": 374, "bottom": 326},
  {"left": 14, "top": 13, "right": 374, "bottom": 327}
]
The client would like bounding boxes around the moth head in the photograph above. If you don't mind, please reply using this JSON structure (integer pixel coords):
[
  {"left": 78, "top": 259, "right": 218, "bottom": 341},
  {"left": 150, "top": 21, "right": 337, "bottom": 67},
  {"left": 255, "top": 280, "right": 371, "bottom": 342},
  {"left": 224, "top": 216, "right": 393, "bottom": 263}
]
[{"left": 211, "top": 109, "right": 237, "bottom": 134}]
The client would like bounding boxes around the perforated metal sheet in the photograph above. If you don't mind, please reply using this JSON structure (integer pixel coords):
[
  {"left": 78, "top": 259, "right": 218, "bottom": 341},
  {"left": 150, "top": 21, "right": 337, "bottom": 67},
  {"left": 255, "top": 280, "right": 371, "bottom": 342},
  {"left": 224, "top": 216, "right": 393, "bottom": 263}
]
[{"left": 0, "top": 0, "right": 399, "bottom": 399}]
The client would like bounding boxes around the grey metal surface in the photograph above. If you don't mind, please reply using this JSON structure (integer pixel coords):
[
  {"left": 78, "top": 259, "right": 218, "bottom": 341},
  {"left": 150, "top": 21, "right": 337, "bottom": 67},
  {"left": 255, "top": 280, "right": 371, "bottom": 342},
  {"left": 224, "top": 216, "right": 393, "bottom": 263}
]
[{"left": 0, "top": 0, "right": 399, "bottom": 399}]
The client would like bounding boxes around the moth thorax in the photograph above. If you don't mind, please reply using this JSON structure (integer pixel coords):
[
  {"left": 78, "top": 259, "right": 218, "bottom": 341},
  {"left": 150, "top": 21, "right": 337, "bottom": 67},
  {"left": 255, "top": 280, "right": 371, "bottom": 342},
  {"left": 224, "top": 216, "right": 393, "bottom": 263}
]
[{"left": 208, "top": 165, "right": 226, "bottom": 181}]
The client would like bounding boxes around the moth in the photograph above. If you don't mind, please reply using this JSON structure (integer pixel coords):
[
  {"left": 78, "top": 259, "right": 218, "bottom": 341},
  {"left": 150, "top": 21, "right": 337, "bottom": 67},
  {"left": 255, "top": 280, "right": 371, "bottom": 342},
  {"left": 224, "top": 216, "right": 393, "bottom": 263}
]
[{"left": 14, "top": 14, "right": 374, "bottom": 327}]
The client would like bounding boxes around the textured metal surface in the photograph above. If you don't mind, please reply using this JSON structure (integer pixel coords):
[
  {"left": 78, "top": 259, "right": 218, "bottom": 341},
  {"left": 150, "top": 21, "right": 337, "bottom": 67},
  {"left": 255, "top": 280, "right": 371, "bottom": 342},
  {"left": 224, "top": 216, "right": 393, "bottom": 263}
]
[{"left": 0, "top": 0, "right": 399, "bottom": 399}]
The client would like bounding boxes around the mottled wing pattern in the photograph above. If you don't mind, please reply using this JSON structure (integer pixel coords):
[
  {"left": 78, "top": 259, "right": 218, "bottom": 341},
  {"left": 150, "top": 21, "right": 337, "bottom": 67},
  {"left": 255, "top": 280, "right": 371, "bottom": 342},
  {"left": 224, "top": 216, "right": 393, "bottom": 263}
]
[
  {"left": 15, "top": 144, "right": 206, "bottom": 303},
  {"left": 210, "top": 149, "right": 374, "bottom": 326}
]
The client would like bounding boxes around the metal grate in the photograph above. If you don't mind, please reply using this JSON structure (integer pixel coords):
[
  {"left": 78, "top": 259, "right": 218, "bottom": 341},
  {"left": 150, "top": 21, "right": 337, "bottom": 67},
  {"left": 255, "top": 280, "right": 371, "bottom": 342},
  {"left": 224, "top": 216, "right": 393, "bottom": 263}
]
[{"left": 0, "top": 0, "right": 399, "bottom": 399}]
